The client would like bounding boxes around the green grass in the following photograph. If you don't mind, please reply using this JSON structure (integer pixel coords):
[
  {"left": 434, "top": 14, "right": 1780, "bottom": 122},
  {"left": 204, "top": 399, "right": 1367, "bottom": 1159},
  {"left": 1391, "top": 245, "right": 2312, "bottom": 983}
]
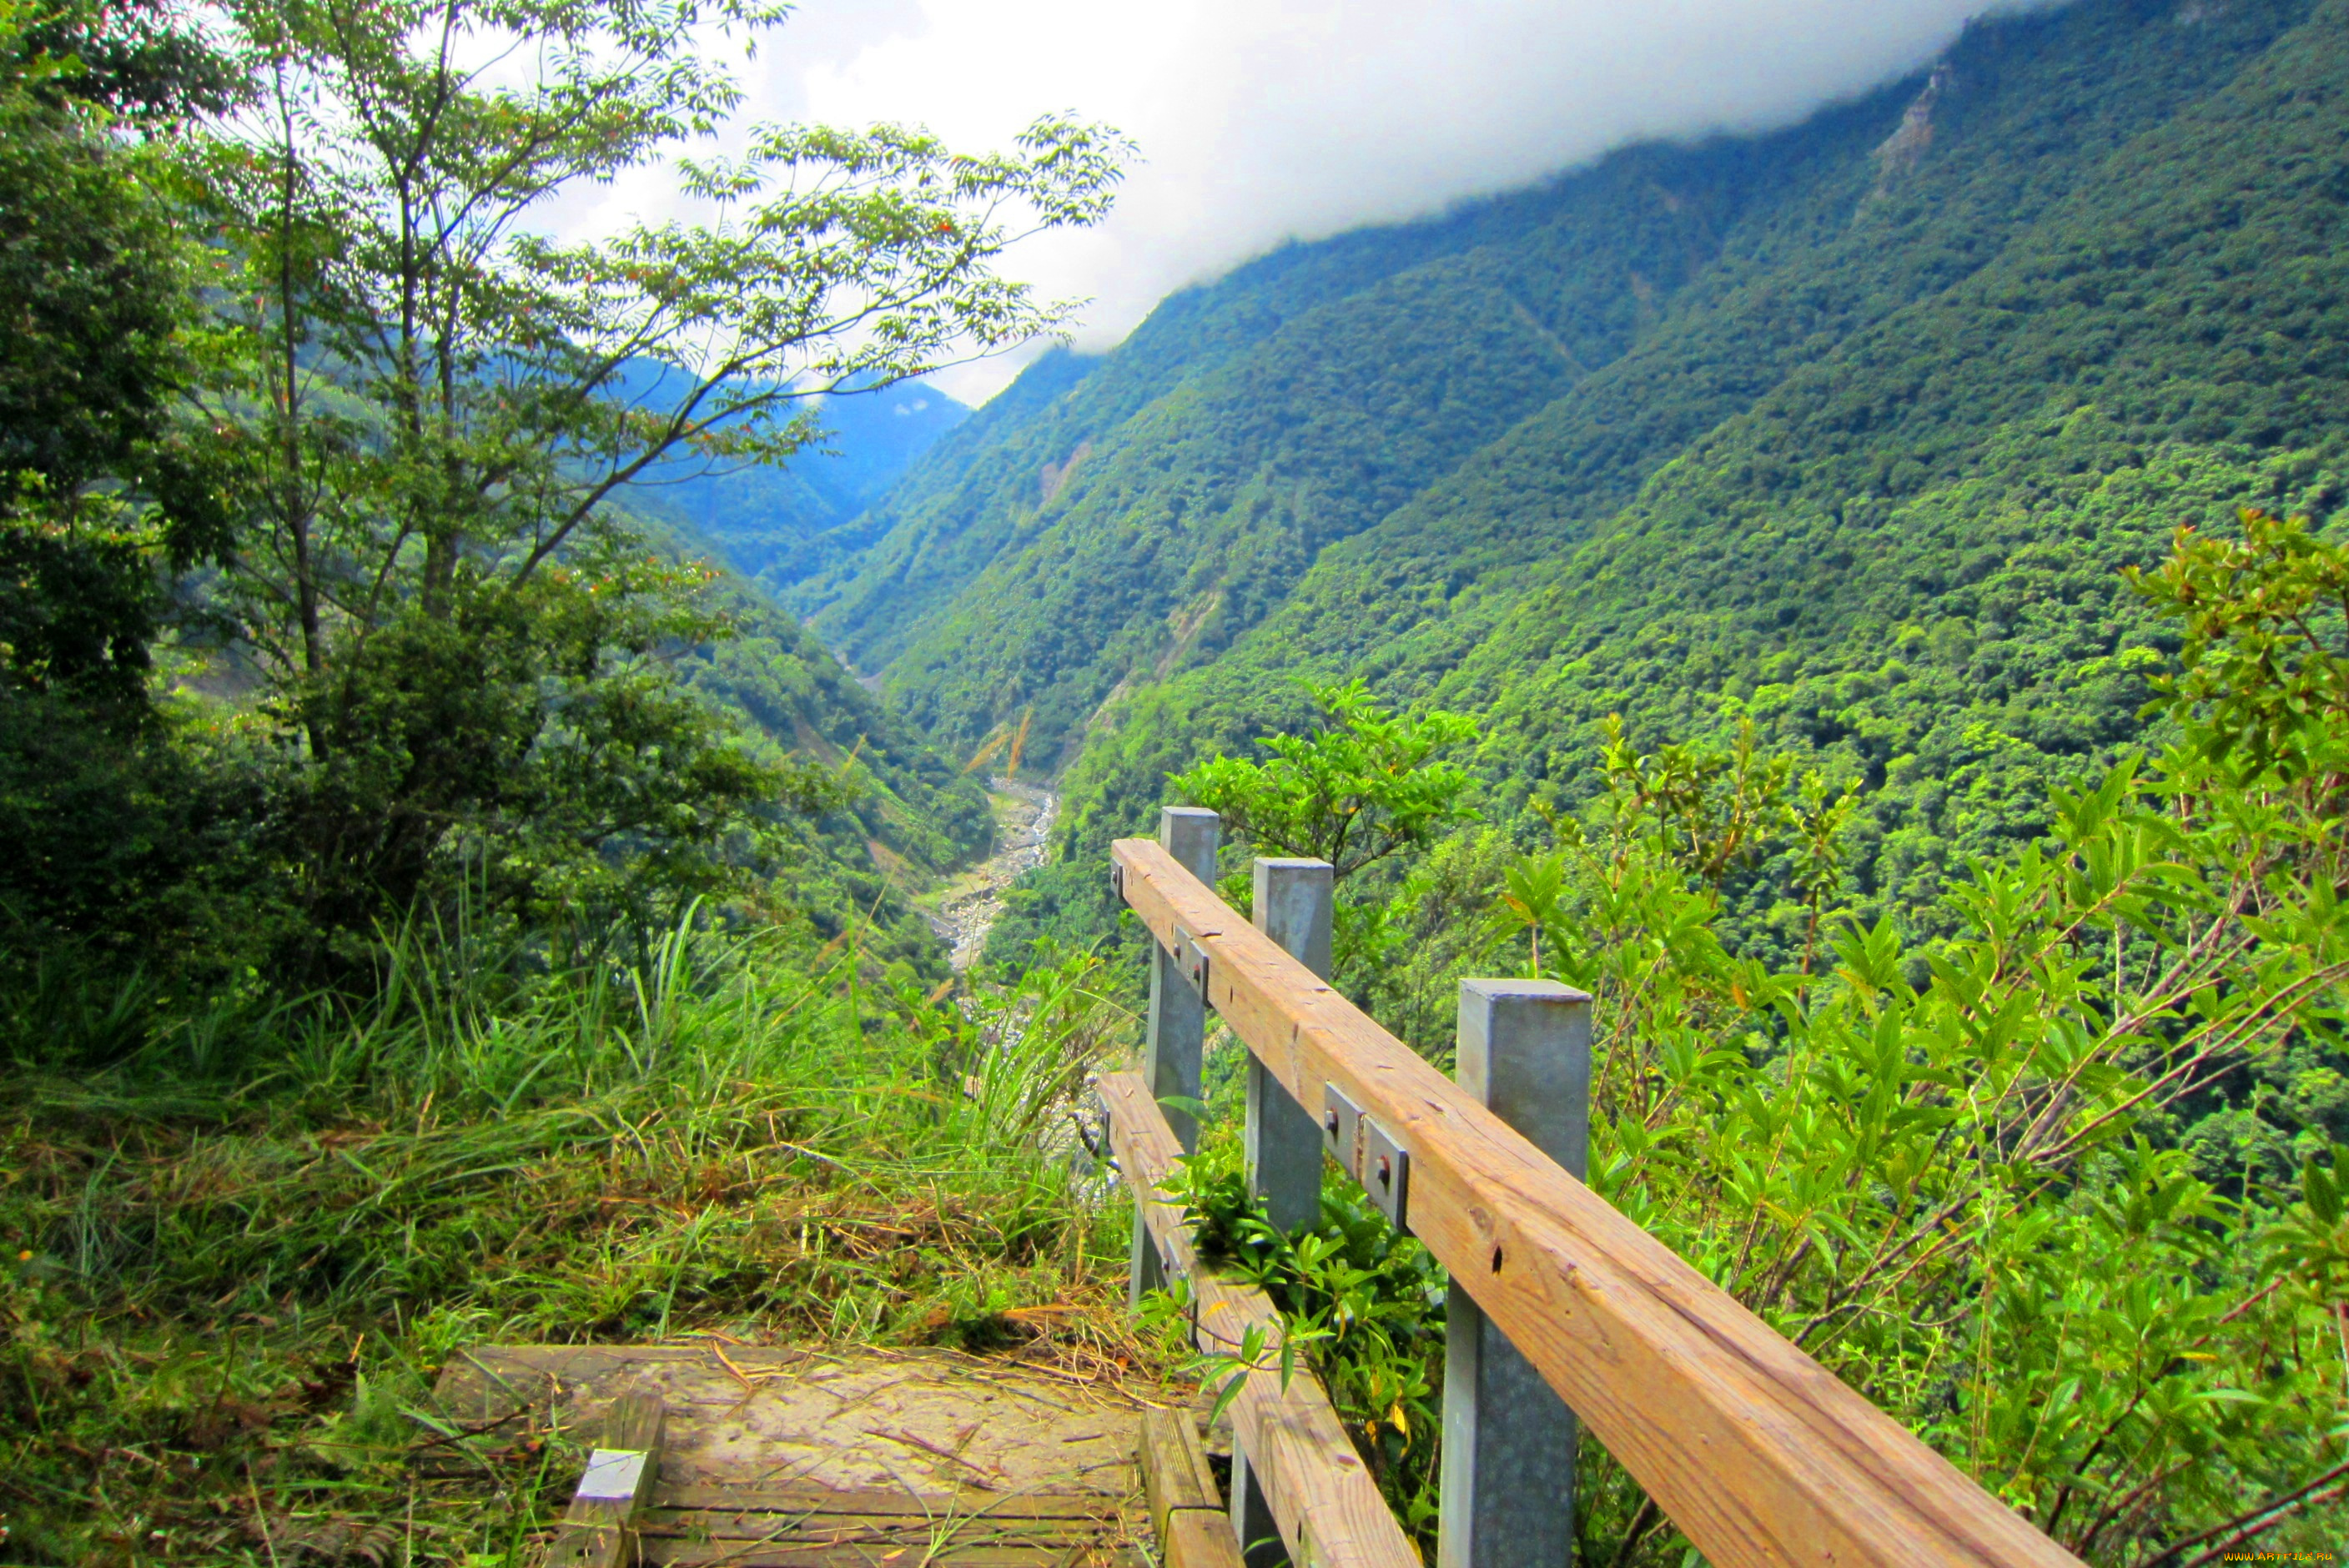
[{"left": 0, "top": 917, "right": 1156, "bottom": 1565}]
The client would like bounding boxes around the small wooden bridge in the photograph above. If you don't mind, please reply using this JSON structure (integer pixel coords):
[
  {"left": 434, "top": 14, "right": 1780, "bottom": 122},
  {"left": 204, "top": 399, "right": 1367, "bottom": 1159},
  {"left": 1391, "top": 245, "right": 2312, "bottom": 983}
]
[{"left": 455, "top": 807, "right": 2090, "bottom": 1568}]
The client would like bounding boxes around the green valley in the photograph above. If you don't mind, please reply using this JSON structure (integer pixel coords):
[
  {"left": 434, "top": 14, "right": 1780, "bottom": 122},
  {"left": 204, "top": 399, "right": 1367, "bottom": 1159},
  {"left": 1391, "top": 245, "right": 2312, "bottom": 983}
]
[
  {"left": 800, "top": 0, "right": 2346, "bottom": 964},
  {"left": 5, "top": 0, "right": 2347, "bottom": 1560},
  {"left": 795, "top": 0, "right": 2349, "bottom": 1550}
]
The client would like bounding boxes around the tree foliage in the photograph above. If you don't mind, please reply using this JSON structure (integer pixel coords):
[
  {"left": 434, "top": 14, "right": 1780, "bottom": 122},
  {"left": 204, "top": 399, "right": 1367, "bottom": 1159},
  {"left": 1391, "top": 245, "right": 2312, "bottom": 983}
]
[
  {"left": 160, "top": 0, "right": 1124, "bottom": 959},
  {"left": 1128, "top": 515, "right": 2349, "bottom": 1561},
  {"left": 1169, "top": 680, "right": 1477, "bottom": 880},
  {"left": 0, "top": 0, "right": 254, "bottom": 967},
  {"left": 1461, "top": 513, "right": 2349, "bottom": 1559}
]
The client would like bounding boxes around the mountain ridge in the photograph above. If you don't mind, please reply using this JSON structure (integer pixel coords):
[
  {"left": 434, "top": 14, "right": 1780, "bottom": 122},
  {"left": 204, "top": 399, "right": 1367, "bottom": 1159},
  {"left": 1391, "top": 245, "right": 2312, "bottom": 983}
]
[{"left": 782, "top": 0, "right": 2346, "bottom": 967}]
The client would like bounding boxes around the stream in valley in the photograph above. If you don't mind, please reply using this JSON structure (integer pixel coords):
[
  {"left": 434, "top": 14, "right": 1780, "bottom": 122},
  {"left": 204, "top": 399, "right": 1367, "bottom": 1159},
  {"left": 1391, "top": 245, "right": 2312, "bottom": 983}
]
[{"left": 924, "top": 777, "right": 1058, "bottom": 970}]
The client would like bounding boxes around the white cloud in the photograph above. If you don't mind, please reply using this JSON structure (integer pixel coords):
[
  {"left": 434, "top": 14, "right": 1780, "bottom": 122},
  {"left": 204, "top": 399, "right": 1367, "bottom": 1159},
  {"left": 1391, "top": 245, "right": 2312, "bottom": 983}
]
[{"left": 581, "top": 0, "right": 2056, "bottom": 403}]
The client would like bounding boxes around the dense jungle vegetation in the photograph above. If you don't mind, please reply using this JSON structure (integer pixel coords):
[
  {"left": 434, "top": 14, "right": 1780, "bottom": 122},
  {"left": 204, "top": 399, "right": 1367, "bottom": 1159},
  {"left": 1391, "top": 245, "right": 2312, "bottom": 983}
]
[
  {"left": 809, "top": 0, "right": 2349, "bottom": 956},
  {"left": 6, "top": 0, "right": 2347, "bottom": 1561}
]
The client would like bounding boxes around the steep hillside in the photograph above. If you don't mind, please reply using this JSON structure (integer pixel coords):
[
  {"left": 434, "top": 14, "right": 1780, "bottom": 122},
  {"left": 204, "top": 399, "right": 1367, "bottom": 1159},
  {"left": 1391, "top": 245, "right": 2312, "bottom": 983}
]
[
  {"left": 795, "top": 113, "right": 1884, "bottom": 755},
  {"left": 795, "top": 0, "right": 2345, "bottom": 964},
  {"left": 806, "top": 0, "right": 2331, "bottom": 771},
  {"left": 624, "top": 375, "right": 968, "bottom": 597},
  {"left": 1069, "top": 0, "right": 2348, "bottom": 951},
  {"left": 611, "top": 499, "right": 995, "bottom": 964},
  {"left": 690, "top": 585, "right": 993, "bottom": 961}
]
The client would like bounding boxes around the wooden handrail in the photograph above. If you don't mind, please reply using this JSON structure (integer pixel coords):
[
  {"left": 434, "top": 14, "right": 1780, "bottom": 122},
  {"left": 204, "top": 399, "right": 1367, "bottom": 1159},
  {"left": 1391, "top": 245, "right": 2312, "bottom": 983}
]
[{"left": 1113, "top": 836, "right": 2083, "bottom": 1568}]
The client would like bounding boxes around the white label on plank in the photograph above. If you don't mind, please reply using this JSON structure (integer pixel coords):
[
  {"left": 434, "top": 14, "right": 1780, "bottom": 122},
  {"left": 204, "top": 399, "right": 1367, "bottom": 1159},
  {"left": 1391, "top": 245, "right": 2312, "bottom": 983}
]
[{"left": 576, "top": 1447, "right": 648, "bottom": 1501}]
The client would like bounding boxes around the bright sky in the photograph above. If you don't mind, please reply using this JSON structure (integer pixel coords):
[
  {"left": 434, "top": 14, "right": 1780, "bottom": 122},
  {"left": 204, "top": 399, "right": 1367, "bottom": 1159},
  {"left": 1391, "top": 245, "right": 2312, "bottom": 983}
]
[{"left": 575, "top": 0, "right": 2050, "bottom": 404}]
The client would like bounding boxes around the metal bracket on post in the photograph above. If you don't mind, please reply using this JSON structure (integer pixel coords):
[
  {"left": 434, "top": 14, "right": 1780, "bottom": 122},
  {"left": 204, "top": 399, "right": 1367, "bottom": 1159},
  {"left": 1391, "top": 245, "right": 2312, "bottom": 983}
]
[
  {"left": 1110, "top": 861, "right": 1125, "bottom": 902},
  {"left": 1437, "top": 977, "right": 1591, "bottom": 1568},
  {"left": 1320, "top": 1083, "right": 1363, "bottom": 1176},
  {"left": 1362, "top": 1117, "right": 1411, "bottom": 1230},
  {"left": 1173, "top": 928, "right": 1210, "bottom": 1000}
]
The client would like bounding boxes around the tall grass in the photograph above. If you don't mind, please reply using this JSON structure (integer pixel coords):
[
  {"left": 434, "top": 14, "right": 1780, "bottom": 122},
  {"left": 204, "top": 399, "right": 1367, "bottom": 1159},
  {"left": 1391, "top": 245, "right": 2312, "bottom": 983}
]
[{"left": 0, "top": 915, "right": 1144, "bottom": 1565}]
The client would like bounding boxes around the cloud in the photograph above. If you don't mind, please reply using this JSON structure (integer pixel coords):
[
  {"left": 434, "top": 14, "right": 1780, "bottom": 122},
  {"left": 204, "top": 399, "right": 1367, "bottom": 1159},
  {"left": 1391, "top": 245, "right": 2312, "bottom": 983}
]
[{"left": 579, "top": 0, "right": 2055, "bottom": 403}]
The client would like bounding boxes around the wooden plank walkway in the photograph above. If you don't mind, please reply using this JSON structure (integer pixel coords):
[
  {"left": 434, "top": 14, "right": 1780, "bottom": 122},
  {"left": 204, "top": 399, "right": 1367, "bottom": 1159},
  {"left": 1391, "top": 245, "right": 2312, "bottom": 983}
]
[{"left": 432, "top": 1345, "right": 1156, "bottom": 1565}]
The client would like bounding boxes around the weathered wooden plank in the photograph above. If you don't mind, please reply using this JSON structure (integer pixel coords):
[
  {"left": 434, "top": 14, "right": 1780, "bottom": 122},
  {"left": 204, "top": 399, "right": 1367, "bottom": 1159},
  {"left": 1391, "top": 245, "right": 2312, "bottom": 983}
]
[
  {"left": 551, "top": 1392, "right": 666, "bottom": 1568},
  {"left": 432, "top": 1342, "right": 1140, "bottom": 1505},
  {"left": 1140, "top": 1405, "right": 1246, "bottom": 1568},
  {"left": 645, "top": 1545, "right": 1139, "bottom": 1567},
  {"left": 1100, "top": 1071, "right": 1422, "bottom": 1568},
  {"left": 652, "top": 1484, "right": 1116, "bottom": 1519},
  {"left": 1139, "top": 1407, "right": 1222, "bottom": 1537},
  {"left": 640, "top": 1512, "right": 1100, "bottom": 1545},
  {"left": 1164, "top": 1507, "right": 1250, "bottom": 1568},
  {"left": 1112, "top": 837, "right": 2084, "bottom": 1568}
]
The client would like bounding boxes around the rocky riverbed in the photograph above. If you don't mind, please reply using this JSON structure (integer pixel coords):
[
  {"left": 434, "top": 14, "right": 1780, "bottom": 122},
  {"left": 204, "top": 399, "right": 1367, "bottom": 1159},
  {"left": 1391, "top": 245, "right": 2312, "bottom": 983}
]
[{"left": 923, "top": 778, "right": 1058, "bottom": 970}]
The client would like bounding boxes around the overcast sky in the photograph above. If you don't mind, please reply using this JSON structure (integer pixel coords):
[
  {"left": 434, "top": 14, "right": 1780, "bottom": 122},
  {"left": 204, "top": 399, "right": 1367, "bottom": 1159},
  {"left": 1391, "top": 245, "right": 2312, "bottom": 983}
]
[{"left": 575, "top": 0, "right": 2049, "bottom": 404}]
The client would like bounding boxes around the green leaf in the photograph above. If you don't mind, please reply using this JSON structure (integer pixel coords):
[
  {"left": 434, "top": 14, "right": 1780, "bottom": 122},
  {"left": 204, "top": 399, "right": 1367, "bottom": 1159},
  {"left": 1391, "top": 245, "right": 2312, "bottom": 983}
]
[{"left": 2306, "top": 1157, "right": 2342, "bottom": 1229}]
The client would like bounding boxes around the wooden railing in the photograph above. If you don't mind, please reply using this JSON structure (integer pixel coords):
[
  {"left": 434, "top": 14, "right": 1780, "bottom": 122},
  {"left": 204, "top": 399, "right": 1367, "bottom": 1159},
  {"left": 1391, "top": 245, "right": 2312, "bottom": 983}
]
[{"left": 1098, "top": 808, "right": 2085, "bottom": 1568}]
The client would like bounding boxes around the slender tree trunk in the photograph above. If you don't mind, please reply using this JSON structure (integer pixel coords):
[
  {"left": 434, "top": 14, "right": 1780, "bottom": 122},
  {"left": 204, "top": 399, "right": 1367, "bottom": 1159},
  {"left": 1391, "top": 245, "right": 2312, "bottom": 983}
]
[{"left": 274, "top": 67, "right": 328, "bottom": 761}]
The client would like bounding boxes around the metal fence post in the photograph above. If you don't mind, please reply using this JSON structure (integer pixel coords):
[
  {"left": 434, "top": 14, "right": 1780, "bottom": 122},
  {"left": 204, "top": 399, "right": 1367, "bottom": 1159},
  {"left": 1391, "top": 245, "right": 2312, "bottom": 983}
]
[
  {"left": 1439, "top": 977, "right": 1592, "bottom": 1568},
  {"left": 1130, "top": 806, "right": 1220, "bottom": 1308},
  {"left": 1232, "top": 857, "right": 1332, "bottom": 1565},
  {"left": 1245, "top": 857, "right": 1330, "bottom": 1233}
]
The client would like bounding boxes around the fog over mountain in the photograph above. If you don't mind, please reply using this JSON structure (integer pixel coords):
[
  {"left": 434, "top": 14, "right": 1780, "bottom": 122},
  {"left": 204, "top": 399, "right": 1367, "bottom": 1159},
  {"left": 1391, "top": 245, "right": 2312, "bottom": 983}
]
[{"left": 567, "top": 0, "right": 2062, "bottom": 402}]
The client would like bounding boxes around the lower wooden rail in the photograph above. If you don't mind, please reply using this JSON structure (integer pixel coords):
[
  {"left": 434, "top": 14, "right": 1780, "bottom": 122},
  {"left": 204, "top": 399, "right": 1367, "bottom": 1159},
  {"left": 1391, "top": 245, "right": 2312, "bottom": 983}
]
[
  {"left": 1099, "top": 1070, "right": 1420, "bottom": 1568},
  {"left": 1142, "top": 1407, "right": 1246, "bottom": 1568}
]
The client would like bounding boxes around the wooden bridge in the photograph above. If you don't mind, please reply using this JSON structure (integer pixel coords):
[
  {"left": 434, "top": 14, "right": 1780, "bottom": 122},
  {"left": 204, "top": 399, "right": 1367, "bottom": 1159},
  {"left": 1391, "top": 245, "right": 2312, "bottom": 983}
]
[{"left": 445, "top": 807, "right": 2090, "bottom": 1567}]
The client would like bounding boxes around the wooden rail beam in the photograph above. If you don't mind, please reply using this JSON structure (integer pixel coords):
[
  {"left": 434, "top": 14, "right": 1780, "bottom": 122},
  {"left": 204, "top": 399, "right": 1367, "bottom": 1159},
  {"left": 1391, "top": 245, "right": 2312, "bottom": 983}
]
[
  {"left": 1099, "top": 1070, "right": 1421, "bottom": 1568},
  {"left": 1142, "top": 1408, "right": 1247, "bottom": 1568},
  {"left": 1111, "top": 837, "right": 2083, "bottom": 1568}
]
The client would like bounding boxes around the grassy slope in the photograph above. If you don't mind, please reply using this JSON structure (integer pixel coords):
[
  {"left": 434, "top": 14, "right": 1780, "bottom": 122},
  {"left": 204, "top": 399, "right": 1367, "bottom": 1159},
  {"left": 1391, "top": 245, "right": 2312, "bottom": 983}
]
[{"left": 0, "top": 930, "right": 1147, "bottom": 1565}]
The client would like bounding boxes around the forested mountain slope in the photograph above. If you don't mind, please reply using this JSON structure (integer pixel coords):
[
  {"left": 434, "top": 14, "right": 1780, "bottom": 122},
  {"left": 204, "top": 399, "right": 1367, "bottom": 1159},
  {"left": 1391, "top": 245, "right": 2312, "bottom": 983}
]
[
  {"left": 621, "top": 375, "right": 968, "bottom": 596},
  {"left": 795, "top": 105, "right": 1892, "bottom": 749},
  {"left": 612, "top": 500, "right": 994, "bottom": 961},
  {"left": 807, "top": 0, "right": 2346, "bottom": 959},
  {"left": 1076, "top": 0, "right": 2345, "bottom": 942},
  {"left": 689, "top": 583, "right": 992, "bottom": 957}
]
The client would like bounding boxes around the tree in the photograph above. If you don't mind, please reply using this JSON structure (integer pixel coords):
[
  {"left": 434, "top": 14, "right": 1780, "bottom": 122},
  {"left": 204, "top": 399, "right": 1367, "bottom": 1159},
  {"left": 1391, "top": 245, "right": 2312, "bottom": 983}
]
[
  {"left": 0, "top": 0, "right": 250, "bottom": 971},
  {"left": 1169, "top": 681, "right": 1480, "bottom": 1013},
  {"left": 8, "top": 0, "right": 238, "bottom": 122},
  {"left": 1169, "top": 681, "right": 1479, "bottom": 881},
  {"left": 182, "top": 0, "right": 1128, "bottom": 955},
  {"left": 0, "top": 0, "right": 229, "bottom": 717},
  {"left": 1486, "top": 510, "right": 2349, "bottom": 1560}
]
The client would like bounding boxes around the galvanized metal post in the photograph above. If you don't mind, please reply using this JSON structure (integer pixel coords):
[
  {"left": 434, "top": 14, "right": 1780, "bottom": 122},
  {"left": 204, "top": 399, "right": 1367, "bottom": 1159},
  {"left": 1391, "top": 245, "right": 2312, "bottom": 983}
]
[
  {"left": 1232, "top": 857, "right": 1332, "bottom": 1565},
  {"left": 1245, "top": 857, "right": 1330, "bottom": 1233},
  {"left": 1129, "top": 806, "right": 1220, "bottom": 1308},
  {"left": 1439, "top": 978, "right": 1592, "bottom": 1568}
]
